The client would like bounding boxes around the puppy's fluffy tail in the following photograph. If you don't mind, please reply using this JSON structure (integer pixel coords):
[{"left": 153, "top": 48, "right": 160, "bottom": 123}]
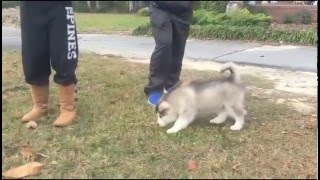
[{"left": 220, "top": 62, "right": 241, "bottom": 84}]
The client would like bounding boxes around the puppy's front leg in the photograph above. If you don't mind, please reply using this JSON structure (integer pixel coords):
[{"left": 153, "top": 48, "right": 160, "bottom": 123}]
[
  {"left": 167, "top": 111, "right": 196, "bottom": 134},
  {"left": 210, "top": 110, "right": 228, "bottom": 124},
  {"left": 166, "top": 118, "right": 189, "bottom": 134}
]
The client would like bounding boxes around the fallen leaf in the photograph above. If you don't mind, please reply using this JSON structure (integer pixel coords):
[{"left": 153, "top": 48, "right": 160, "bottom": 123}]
[
  {"left": 187, "top": 160, "right": 198, "bottom": 171},
  {"left": 2, "top": 162, "right": 43, "bottom": 178},
  {"left": 26, "top": 121, "right": 37, "bottom": 129},
  {"left": 232, "top": 162, "right": 240, "bottom": 171},
  {"left": 20, "top": 146, "right": 34, "bottom": 160}
]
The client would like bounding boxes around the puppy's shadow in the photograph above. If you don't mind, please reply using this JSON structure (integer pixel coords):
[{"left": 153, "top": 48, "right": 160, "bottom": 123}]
[
  {"left": 192, "top": 114, "right": 229, "bottom": 128},
  {"left": 192, "top": 113, "right": 255, "bottom": 128}
]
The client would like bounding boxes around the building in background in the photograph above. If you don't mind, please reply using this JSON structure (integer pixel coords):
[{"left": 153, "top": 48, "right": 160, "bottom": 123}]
[{"left": 245, "top": 1, "right": 318, "bottom": 23}]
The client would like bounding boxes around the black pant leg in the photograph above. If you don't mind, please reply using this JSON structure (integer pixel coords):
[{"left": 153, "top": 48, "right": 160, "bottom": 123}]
[
  {"left": 20, "top": 2, "right": 51, "bottom": 85},
  {"left": 144, "top": 7, "right": 173, "bottom": 95},
  {"left": 49, "top": 2, "right": 78, "bottom": 86},
  {"left": 166, "top": 21, "right": 190, "bottom": 89}
]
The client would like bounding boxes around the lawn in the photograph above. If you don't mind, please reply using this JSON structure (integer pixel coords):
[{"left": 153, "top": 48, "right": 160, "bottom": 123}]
[
  {"left": 2, "top": 52, "right": 317, "bottom": 179},
  {"left": 75, "top": 13, "right": 149, "bottom": 34}
]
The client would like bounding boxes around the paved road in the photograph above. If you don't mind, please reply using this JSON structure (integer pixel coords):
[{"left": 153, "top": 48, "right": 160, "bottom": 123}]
[{"left": 2, "top": 26, "right": 317, "bottom": 72}]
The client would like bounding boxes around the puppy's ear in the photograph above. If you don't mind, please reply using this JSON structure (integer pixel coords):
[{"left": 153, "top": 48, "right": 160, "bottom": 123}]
[{"left": 163, "top": 87, "right": 168, "bottom": 94}]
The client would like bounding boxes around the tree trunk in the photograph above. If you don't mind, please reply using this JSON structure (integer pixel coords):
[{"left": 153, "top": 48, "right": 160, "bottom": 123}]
[
  {"left": 96, "top": 1, "right": 100, "bottom": 9},
  {"left": 129, "top": 1, "right": 133, "bottom": 12},
  {"left": 87, "top": 1, "right": 91, "bottom": 10}
]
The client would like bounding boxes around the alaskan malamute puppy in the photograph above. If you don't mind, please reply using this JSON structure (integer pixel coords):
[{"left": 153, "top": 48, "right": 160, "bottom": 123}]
[{"left": 156, "top": 62, "right": 247, "bottom": 134}]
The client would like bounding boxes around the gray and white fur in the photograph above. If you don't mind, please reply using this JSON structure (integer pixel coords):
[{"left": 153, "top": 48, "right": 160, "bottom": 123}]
[{"left": 156, "top": 62, "right": 247, "bottom": 134}]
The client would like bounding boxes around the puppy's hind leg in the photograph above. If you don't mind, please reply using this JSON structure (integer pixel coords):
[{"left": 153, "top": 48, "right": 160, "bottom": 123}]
[
  {"left": 210, "top": 110, "right": 228, "bottom": 124},
  {"left": 225, "top": 105, "right": 246, "bottom": 131},
  {"left": 167, "top": 110, "right": 196, "bottom": 134}
]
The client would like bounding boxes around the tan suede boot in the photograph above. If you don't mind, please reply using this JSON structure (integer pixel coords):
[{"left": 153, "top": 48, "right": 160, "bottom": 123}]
[
  {"left": 53, "top": 84, "right": 76, "bottom": 127},
  {"left": 21, "top": 85, "right": 49, "bottom": 122}
]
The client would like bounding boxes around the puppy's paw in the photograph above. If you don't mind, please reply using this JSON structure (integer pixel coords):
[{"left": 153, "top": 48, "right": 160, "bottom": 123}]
[
  {"left": 210, "top": 117, "right": 225, "bottom": 124},
  {"left": 230, "top": 124, "right": 243, "bottom": 131},
  {"left": 158, "top": 123, "right": 166, "bottom": 127},
  {"left": 167, "top": 128, "right": 179, "bottom": 134}
]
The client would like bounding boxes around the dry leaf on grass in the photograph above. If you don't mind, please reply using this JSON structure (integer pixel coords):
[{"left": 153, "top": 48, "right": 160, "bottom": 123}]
[
  {"left": 2, "top": 162, "right": 43, "bottom": 178},
  {"left": 232, "top": 162, "right": 240, "bottom": 171},
  {"left": 20, "top": 146, "right": 35, "bottom": 160},
  {"left": 26, "top": 121, "right": 37, "bottom": 129},
  {"left": 187, "top": 160, "right": 198, "bottom": 171},
  {"left": 19, "top": 146, "right": 48, "bottom": 161},
  {"left": 306, "top": 117, "right": 316, "bottom": 129}
]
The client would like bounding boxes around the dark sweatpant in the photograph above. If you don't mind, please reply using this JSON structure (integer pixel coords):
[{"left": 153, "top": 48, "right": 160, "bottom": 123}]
[
  {"left": 20, "top": 1, "right": 78, "bottom": 86},
  {"left": 144, "top": 5, "right": 191, "bottom": 95}
]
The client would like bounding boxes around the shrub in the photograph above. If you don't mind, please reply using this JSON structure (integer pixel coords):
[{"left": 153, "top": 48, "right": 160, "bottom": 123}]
[
  {"left": 132, "top": 23, "right": 153, "bottom": 36},
  {"left": 192, "top": 8, "right": 272, "bottom": 27},
  {"left": 136, "top": 7, "right": 149, "bottom": 16},
  {"left": 282, "top": 14, "right": 295, "bottom": 24},
  {"left": 226, "top": 8, "right": 272, "bottom": 27},
  {"left": 245, "top": 4, "right": 268, "bottom": 15},
  {"left": 200, "top": 1, "right": 228, "bottom": 13},
  {"left": 132, "top": 23, "right": 317, "bottom": 46},
  {"left": 282, "top": 10, "right": 312, "bottom": 24},
  {"left": 294, "top": 10, "right": 312, "bottom": 24}
]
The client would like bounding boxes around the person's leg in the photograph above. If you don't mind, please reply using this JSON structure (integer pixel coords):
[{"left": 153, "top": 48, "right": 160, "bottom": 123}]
[
  {"left": 144, "top": 7, "right": 173, "bottom": 106},
  {"left": 165, "top": 21, "right": 190, "bottom": 90},
  {"left": 20, "top": 2, "right": 51, "bottom": 122},
  {"left": 49, "top": 2, "right": 78, "bottom": 127}
]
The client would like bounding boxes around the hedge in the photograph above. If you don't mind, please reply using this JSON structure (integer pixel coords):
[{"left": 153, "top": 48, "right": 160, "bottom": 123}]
[
  {"left": 192, "top": 9, "right": 272, "bottom": 27},
  {"left": 136, "top": 7, "right": 149, "bottom": 17},
  {"left": 199, "top": 1, "right": 228, "bottom": 13},
  {"left": 132, "top": 23, "right": 317, "bottom": 46}
]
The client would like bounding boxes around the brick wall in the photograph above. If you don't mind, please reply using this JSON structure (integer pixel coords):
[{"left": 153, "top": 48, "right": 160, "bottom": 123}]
[{"left": 254, "top": 4, "right": 318, "bottom": 23}]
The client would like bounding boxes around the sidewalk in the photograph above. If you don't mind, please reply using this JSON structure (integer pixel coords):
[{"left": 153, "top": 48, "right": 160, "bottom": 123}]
[{"left": 2, "top": 26, "right": 317, "bottom": 72}]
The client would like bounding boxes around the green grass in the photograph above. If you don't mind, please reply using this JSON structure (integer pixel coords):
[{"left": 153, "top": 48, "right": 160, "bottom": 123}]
[
  {"left": 2, "top": 52, "right": 317, "bottom": 179},
  {"left": 75, "top": 13, "right": 149, "bottom": 34}
]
